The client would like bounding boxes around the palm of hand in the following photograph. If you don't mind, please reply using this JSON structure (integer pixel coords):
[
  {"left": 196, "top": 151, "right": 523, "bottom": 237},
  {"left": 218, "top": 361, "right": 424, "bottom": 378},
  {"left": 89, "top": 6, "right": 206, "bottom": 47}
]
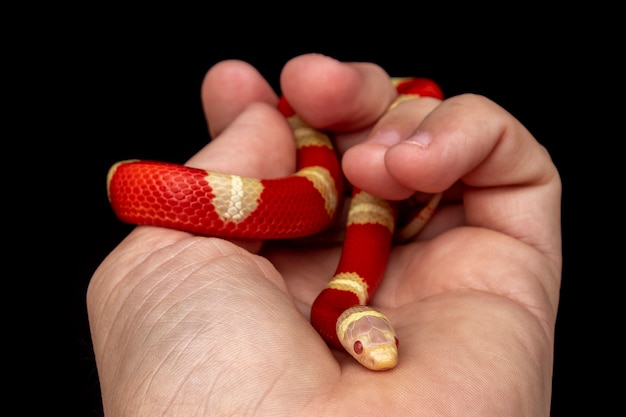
[{"left": 92, "top": 201, "right": 552, "bottom": 415}]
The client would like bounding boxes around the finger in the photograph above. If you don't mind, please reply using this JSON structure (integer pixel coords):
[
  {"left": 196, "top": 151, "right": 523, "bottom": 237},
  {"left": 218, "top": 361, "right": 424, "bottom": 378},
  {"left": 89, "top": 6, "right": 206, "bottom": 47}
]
[
  {"left": 387, "top": 94, "right": 561, "bottom": 264},
  {"left": 201, "top": 59, "right": 279, "bottom": 138},
  {"left": 387, "top": 95, "right": 557, "bottom": 192},
  {"left": 280, "top": 53, "right": 397, "bottom": 131},
  {"left": 342, "top": 96, "right": 442, "bottom": 199},
  {"left": 186, "top": 102, "right": 296, "bottom": 177},
  {"left": 347, "top": 93, "right": 562, "bottom": 264}
]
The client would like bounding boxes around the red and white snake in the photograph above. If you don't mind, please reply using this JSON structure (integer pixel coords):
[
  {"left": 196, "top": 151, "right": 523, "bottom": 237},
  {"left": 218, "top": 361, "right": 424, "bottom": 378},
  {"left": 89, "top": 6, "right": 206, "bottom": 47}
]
[{"left": 107, "top": 77, "right": 444, "bottom": 370}]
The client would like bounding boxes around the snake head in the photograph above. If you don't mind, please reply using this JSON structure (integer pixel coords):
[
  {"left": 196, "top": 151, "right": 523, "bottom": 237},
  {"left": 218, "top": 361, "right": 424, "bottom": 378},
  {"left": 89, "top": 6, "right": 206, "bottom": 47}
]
[{"left": 336, "top": 306, "right": 398, "bottom": 371}]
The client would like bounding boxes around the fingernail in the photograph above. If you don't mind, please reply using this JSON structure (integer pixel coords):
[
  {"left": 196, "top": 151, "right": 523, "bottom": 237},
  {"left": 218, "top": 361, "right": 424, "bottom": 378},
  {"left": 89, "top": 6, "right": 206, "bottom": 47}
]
[
  {"left": 405, "top": 131, "right": 432, "bottom": 148},
  {"left": 367, "top": 130, "right": 402, "bottom": 146}
]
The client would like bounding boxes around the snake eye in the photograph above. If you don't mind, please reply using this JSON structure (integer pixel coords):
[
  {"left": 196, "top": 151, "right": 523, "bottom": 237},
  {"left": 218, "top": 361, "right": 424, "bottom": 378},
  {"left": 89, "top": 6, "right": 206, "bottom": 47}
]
[
  {"left": 353, "top": 340, "right": 363, "bottom": 355},
  {"left": 395, "top": 336, "right": 399, "bottom": 347}
]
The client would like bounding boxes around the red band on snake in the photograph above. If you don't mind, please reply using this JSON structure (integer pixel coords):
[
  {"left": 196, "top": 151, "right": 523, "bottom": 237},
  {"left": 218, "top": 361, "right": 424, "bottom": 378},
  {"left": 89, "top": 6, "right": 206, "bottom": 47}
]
[{"left": 107, "top": 77, "right": 444, "bottom": 370}]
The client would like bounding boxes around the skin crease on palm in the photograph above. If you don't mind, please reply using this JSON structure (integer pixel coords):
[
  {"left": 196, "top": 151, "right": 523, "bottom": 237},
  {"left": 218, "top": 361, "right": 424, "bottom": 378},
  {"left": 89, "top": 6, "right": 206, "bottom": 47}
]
[{"left": 88, "top": 53, "right": 562, "bottom": 416}]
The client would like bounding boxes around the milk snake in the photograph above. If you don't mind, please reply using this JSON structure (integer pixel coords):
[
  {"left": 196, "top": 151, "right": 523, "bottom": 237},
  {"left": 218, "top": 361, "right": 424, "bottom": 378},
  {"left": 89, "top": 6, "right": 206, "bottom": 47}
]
[{"left": 107, "top": 77, "right": 444, "bottom": 370}]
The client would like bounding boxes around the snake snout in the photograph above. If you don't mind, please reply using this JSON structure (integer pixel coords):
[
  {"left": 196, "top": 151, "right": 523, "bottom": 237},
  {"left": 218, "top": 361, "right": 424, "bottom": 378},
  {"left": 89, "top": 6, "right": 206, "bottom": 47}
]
[{"left": 364, "top": 346, "right": 398, "bottom": 371}]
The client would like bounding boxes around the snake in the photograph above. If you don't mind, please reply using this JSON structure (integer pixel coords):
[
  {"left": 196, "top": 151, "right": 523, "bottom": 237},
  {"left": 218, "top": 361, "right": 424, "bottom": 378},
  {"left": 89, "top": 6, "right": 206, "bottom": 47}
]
[{"left": 106, "top": 77, "right": 444, "bottom": 371}]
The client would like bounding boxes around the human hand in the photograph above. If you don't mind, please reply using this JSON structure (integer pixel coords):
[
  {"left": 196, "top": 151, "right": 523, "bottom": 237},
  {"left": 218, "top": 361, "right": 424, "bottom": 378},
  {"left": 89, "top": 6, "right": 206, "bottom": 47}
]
[{"left": 88, "top": 54, "right": 561, "bottom": 416}]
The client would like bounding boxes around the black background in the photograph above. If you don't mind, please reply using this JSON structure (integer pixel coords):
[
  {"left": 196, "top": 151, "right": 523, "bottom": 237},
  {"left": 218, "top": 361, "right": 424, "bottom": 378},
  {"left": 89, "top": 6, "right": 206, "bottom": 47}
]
[{"left": 73, "top": 24, "right": 602, "bottom": 416}]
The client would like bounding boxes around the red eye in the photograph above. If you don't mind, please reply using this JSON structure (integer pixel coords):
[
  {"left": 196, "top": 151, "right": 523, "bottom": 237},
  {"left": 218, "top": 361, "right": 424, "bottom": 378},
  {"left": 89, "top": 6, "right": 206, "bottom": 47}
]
[
  {"left": 353, "top": 340, "right": 363, "bottom": 355},
  {"left": 395, "top": 336, "right": 399, "bottom": 347}
]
